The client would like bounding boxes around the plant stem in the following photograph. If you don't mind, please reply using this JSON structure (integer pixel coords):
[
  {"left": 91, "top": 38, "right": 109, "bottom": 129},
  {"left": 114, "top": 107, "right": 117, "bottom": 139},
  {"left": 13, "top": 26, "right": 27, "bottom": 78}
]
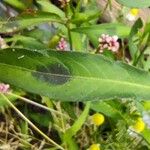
[
  {"left": 57, "top": 102, "right": 65, "bottom": 133},
  {"left": 1, "top": 94, "right": 64, "bottom": 150},
  {"left": 67, "top": 23, "right": 73, "bottom": 51},
  {"left": 100, "top": 0, "right": 110, "bottom": 18},
  {"left": 64, "top": 3, "right": 73, "bottom": 51},
  {"left": 8, "top": 92, "right": 68, "bottom": 118}
]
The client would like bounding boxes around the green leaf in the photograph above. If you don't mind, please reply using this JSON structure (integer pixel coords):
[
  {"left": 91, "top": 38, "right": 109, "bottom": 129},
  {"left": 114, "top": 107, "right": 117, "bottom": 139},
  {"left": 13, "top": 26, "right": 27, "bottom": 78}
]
[
  {"left": 72, "top": 23, "right": 130, "bottom": 47},
  {"left": 65, "top": 102, "right": 90, "bottom": 137},
  {"left": 7, "top": 35, "right": 47, "bottom": 49},
  {"left": 129, "top": 18, "right": 143, "bottom": 38},
  {"left": 1, "top": 48, "right": 150, "bottom": 101},
  {"left": 61, "top": 102, "right": 77, "bottom": 119},
  {"left": 116, "top": 0, "right": 150, "bottom": 8},
  {"left": 142, "top": 128, "right": 150, "bottom": 144},
  {"left": 29, "top": 112, "right": 52, "bottom": 127},
  {"left": 4, "top": 0, "right": 29, "bottom": 10},
  {"left": 63, "top": 102, "right": 90, "bottom": 150},
  {"left": 0, "top": 11, "right": 63, "bottom": 33},
  {"left": 90, "top": 101, "right": 125, "bottom": 120},
  {"left": 71, "top": 11, "right": 100, "bottom": 25},
  {"left": 37, "top": 0, "right": 65, "bottom": 18},
  {"left": 71, "top": 32, "right": 87, "bottom": 52},
  {"left": 128, "top": 18, "right": 143, "bottom": 59}
]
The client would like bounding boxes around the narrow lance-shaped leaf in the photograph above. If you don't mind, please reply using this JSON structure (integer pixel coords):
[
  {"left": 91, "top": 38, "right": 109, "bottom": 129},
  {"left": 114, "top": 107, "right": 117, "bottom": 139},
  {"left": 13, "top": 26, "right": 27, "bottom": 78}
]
[
  {"left": 0, "top": 11, "right": 63, "bottom": 34},
  {"left": 1, "top": 48, "right": 150, "bottom": 101},
  {"left": 63, "top": 102, "right": 90, "bottom": 150}
]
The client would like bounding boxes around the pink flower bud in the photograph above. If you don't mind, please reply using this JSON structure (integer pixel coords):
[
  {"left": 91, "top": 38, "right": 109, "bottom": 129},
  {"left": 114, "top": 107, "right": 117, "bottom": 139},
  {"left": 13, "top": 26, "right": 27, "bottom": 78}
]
[{"left": 0, "top": 83, "right": 10, "bottom": 93}]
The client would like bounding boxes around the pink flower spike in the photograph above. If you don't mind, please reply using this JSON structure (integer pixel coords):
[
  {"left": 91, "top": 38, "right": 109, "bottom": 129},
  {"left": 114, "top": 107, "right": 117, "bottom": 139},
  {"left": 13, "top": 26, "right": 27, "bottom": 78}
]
[
  {"left": 105, "top": 36, "right": 112, "bottom": 43},
  {"left": 56, "top": 38, "right": 68, "bottom": 51},
  {"left": 98, "top": 34, "right": 120, "bottom": 53},
  {"left": 0, "top": 83, "right": 10, "bottom": 94}
]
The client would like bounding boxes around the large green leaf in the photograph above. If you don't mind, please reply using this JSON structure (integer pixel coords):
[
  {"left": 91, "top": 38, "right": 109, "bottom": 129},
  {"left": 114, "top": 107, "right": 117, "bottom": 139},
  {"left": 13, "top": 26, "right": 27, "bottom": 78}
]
[
  {"left": 116, "top": 0, "right": 150, "bottom": 8},
  {"left": 1, "top": 48, "right": 150, "bottom": 101},
  {"left": 72, "top": 23, "right": 130, "bottom": 47},
  {"left": 0, "top": 11, "right": 63, "bottom": 34}
]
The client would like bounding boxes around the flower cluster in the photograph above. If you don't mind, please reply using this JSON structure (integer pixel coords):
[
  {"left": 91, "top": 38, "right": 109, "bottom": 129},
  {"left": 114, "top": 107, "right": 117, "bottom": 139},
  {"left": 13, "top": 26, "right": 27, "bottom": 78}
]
[
  {"left": 0, "top": 36, "right": 7, "bottom": 49},
  {"left": 0, "top": 83, "right": 10, "bottom": 93},
  {"left": 56, "top": 38, "right": 68, "bottom": 51},
  {"left": 126, "top": 8, "right": 139, "bottom": 21},
  {"left": 98, "top": 34, "right": 119, "bottom": 53}
]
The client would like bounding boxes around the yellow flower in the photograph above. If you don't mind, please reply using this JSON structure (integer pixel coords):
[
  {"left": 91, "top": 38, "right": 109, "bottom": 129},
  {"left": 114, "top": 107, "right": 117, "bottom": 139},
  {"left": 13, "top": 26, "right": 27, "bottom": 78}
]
[
  {"left": 89, "top": 144, "right": 100, "bottom": 150},
  {"left": 130, "top": 8, "right": 139, "bottom": 16},
  {"left": 92, "top": 113, "right": 105, "bottom": 126},
  {"left": 133, "top": 118, "right": 145, "bottom": 133},
  {"left": 126, "top": 8, "right": 139, "bottom": 21}
]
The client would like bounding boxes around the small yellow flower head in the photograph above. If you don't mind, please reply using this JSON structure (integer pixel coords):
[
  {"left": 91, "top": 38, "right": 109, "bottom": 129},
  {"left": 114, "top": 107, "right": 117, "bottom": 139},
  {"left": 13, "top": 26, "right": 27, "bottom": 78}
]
[
  {"left": 126, "top": 8, "right": 139, "bottom": 21},
  {"left": 130, "top": 8, "right": 139, "bottom": 16},
  {"left": 89, "top": 144, "right": 100, "bottom": 150},
  {"left": 92, "top": 113, "right": 105, "bottom": 126},
  {"left": 133, "top": 118, "right": 145, "bottom": 133}
]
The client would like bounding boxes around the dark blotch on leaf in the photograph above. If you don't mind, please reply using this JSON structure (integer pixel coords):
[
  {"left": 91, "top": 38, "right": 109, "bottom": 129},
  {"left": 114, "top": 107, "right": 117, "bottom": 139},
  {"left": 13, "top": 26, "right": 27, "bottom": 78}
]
[{"left": 33, "top": 63, "right": 70, "bottom": 85}]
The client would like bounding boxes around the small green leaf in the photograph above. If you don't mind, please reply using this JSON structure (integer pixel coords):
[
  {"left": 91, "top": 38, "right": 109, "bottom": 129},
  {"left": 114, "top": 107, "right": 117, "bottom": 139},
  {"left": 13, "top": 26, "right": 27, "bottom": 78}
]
[
  {"left": 129, "top": 18, "right": 143, "bottom": 38},
  {"left": 63, "top": 102, "right": 90, "bottom": 150},
  {"left": 116, "top": 0, "right": 150, "bottom": 8},
  {"left": 65, "top": 102, "right": 90, "bottom": 137},
  {"left": 128, "top": 18, "right": 143, "bottom": 59},
  {"left": 37, "top": 0, "right": 65, "bottom": 18}
]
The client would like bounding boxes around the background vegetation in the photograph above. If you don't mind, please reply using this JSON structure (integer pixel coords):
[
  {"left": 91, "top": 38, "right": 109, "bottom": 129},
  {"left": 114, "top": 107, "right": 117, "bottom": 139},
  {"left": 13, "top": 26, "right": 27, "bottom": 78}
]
[{"left": 0, "top": 0, "right": 150, "bottom": 150}]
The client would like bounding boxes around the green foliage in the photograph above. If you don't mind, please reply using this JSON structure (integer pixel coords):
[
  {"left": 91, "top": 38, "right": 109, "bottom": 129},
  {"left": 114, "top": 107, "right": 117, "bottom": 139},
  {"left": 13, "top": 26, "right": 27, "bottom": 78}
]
[
  {"left": 72, "top": 23, "right": 130, "bottom": 47},
  {"left": 0, "top": 0, "right": 150, "bottom": 149},
  {"left": 116, "top": 0, "right": 150, "bottom": 8},
  {"left": 1, "top": 48, "right": 150, "bottom": 101},
  {"left": 37, "top": 0, "right": 65, "bottom": 18},
  {"left": 0, "top": 11, "right": 62, "bottom": 33}
]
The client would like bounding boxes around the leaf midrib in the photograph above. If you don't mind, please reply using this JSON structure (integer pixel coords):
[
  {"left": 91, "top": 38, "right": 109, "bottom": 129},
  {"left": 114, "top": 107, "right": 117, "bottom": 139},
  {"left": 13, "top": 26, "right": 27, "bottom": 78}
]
[{"left": 0, "top": 62, "right": 150, "bottom": 90}]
